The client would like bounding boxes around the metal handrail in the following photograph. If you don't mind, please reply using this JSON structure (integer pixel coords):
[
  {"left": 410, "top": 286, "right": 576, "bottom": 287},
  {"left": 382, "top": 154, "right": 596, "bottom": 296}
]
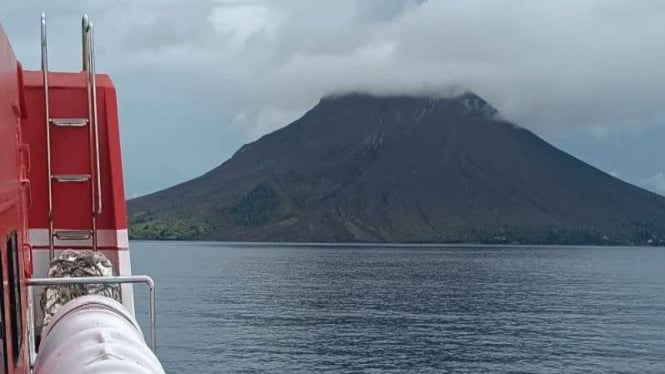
[
  {"left": 90, "top": 23, "right": 102, "bottom": 218},
  {"left": 81, "top": 15, "right": 103, "bottom": 251},
  {"left": 41, "top": 13, "right": 55, "bottom": 261},
  {"left": 26, "top": 275, "right": 156, "bottom": 351},
  {"left": 82, "top": 16, "right": 96, "bottom": 251}
]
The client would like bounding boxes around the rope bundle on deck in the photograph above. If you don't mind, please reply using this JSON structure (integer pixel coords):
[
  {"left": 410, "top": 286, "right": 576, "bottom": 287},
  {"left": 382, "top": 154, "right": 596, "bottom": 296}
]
[{"left": 41, "top": 250, "right": 120, "bottom": 327}]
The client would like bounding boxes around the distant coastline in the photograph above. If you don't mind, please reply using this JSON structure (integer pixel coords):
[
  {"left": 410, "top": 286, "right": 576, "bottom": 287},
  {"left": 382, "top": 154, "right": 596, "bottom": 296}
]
[
  {"left": 127, "top": 239, "right": 665, "bottom": 248},
  {"left": 128, "top": 222, "right": 665, "bottom": 247}
]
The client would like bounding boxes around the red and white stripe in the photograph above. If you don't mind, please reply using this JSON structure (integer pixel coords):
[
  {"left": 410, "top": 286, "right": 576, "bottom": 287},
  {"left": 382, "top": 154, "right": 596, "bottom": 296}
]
[{"left": 28, "top": 228, "right": 129, "bottom": 250}]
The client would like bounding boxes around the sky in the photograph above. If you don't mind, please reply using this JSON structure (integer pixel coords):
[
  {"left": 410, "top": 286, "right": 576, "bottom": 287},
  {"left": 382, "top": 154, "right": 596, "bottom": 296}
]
[{"left": 1, "top": 0, "right": 664, "bottom": 197}]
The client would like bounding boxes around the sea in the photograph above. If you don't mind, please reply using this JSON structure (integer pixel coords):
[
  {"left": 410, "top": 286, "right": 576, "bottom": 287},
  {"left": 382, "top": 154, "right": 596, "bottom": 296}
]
[{"left": 130, "top": 241, "right": 665, "bottom": 373}]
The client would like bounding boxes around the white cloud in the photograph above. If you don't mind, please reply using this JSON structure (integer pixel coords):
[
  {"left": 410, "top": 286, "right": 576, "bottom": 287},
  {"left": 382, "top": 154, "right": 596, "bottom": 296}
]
[
  {"left": 231, "top": 107, "right": 302, "bottom": 140},
  {"left": 208, "top": 1, "right": 282, "bottom": 48},
  {"left": 197, "top": 0, "right": 665, "bottom": 136},
  {"left": 9, "top": 0, "right": 665, "bottom": 136},
  {"left": 641, "top": 172, "right": 665, "bottom": 196}
]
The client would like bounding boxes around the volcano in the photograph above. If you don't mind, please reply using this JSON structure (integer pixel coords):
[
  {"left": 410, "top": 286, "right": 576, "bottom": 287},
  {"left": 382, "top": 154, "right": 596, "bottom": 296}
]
[{"left": 127, "top": 92, "right": 665, "bottom": 245}]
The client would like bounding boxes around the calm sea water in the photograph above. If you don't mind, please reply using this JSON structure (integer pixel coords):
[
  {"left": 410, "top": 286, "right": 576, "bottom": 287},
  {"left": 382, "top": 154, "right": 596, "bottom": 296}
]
[{"left": 131, "top": 241, "right": 665, "bottom": 373}]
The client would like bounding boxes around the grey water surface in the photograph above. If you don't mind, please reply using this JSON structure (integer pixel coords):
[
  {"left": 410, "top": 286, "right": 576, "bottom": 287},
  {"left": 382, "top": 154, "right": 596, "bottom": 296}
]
[{"left": 131, "top": 241, "right": 665, "bottom": 373}]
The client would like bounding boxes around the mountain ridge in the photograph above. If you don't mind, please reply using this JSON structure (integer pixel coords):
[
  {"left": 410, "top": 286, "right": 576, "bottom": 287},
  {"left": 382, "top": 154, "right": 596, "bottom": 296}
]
[{"left": 127, "top": 92, "right": 665, "bottom": 245}]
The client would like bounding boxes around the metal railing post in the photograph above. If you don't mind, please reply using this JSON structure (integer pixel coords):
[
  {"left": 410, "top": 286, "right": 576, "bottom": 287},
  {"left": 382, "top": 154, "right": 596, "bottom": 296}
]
[
  {"left": 81, "top": 15, "right": 102, "bottom": 251},
  {"left": 41, "top": 13, "right": 55, "bottom": 261},
  {"left": 27, "top": 275, "right": 156, "bottom": 351},
  {"left": 81, "top": 15, "right": 89, "bottom": 71},
  {"left": 90, "top": 22, "right": 102, "bottom": 219}
]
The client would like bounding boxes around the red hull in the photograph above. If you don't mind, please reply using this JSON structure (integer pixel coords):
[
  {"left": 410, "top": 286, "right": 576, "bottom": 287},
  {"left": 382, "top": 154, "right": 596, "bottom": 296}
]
[
  {"left": 22, "top": 71, "right": 129, "bottom": 248},
  {"left": 0, "top": 22, "right": 32, "bottom": 374},
  {"left": 0, "top": 14, "right": 138, "bottom": 372}
]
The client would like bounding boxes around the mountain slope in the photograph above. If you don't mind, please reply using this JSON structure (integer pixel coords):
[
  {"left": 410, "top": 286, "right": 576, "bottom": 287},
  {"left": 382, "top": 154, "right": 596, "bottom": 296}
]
[{"left": 127, "top": 92, "right": 665, "bottom": 244}]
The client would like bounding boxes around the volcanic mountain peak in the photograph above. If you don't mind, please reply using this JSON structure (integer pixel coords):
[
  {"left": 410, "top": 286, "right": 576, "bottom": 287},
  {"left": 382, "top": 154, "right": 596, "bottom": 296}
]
[
  {"left": 128, "top": 91, "right": 665, "bottom": 245},
  {"left": 457, "top": 92, "right": 499, "bottom": 118},
  {"left": 319, "top": 91, "right": 501, "bottom": 127}
]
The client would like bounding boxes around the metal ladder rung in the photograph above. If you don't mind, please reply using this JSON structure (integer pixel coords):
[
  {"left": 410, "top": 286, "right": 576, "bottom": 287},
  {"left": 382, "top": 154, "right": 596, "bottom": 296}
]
[
  {"left": 52, "top": 174, "right": 91, "bottom": 183},
  {"left": 41, "top": 14, "right": 104, "bottom": 261},
  {"left": 50, "top": 118, "right": 89, "bottom": 127},
  {"left": 53, "top": 230, "right": 93, "bottom": 240}
]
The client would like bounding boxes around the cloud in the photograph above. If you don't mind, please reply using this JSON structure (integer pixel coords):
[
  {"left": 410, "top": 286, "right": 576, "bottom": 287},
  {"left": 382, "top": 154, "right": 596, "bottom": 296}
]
[
  {"left": 3, "top": 0, "right": 665, "bottom": 195},
  {"left": 7, "top": 1, "right": 665, "bottom": 132},
  {"left": 164, "top": 0, "right": 665, "bottom": 136},
  {"left": 641, "top": 172, "right": 665, "bottom": 196}
]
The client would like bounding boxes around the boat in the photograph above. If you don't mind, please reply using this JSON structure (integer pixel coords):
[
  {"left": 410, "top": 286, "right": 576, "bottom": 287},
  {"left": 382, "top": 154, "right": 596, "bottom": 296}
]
[{"left": 0, "top": 13, "right": 165, "bottom": 373}]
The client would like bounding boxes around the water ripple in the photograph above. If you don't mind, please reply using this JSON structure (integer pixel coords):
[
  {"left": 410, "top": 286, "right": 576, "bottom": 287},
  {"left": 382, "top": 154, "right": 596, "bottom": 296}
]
[{"left": 131, "top": 243, "right": 665, "bottom": 373}]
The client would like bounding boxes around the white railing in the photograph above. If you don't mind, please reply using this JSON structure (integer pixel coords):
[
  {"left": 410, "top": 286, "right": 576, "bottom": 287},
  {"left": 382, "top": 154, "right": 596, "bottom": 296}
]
[{"left": 26, "top": 275, "right": 157, "bottom": 367}]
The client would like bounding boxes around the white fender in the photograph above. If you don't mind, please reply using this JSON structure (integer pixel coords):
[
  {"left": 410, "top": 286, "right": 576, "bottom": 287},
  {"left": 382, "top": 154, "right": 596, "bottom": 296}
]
[{"left": 34, "top": 295, "right": 165, "bottom": 374}]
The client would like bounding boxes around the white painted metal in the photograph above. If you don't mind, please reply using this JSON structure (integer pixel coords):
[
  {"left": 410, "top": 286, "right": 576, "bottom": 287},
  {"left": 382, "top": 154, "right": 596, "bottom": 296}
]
[
  {"left": 33, "top": 295, "right": 163, "bottom": 374},
  {"left": 117, "top": 250, "right": 136, "bottom": 314}
]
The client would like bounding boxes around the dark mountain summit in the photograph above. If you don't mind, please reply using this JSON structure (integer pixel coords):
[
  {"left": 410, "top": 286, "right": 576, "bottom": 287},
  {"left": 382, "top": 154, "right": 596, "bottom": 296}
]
[{"left": 128, "top": 92, "right": 665, "bottom": 244}]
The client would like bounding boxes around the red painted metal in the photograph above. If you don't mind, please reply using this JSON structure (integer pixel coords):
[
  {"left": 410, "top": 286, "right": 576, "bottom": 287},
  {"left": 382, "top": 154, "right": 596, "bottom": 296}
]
[
  {"left": 1, "top": 17, "right": 131, "bottom": 372},
  {"left": 0, "top": 22, "right": 32, "bottom": 374},
  {"left": 22, "top": 71, "right": 128, "bottom": 236}
]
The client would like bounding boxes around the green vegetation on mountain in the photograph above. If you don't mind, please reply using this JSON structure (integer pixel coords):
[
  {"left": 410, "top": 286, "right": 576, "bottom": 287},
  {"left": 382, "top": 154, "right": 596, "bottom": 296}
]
[
  {"left": 230, "top": 183, "right": 280, "bottom": 225},
  {"left": 129, "top": 216, "right": 211, "bottom": 240}
]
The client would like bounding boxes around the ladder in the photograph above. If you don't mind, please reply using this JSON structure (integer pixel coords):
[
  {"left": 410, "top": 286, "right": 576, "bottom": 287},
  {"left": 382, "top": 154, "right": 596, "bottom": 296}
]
[{"left": 41, "top": 14, "right": 103, "bottom": 260}]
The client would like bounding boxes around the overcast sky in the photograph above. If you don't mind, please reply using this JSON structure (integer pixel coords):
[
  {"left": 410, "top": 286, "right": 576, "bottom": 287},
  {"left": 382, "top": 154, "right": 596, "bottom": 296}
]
[{"left": 2, "top": 0, "right": 664, "bottom": 197}]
